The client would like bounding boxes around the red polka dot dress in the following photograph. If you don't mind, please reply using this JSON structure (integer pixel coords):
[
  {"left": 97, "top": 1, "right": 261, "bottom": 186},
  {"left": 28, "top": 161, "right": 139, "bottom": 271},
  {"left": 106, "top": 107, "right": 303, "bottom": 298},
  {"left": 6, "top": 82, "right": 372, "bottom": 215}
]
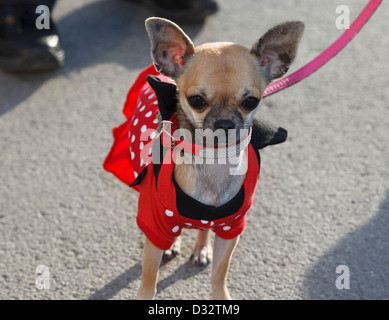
[
  {"left": 103, "top": 65, "right": 286, "bottom": 250},
  {"left": 103, "top": 65, "right": 174, "bottom": 190}
]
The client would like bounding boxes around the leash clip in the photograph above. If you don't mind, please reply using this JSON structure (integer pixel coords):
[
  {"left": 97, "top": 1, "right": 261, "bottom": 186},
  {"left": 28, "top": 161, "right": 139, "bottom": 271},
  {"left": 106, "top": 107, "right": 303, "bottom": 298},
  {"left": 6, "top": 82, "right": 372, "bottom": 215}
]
[{"left": 156, "top": 112, "right": 176, "bottom": 148}]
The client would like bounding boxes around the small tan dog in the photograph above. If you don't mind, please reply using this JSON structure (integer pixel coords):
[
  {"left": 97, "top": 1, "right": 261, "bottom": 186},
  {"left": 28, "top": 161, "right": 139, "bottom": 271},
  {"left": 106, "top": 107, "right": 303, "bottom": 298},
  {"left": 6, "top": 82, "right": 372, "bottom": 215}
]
[{"left": 134, "top": 17, "right": 304, "bottom": 300}]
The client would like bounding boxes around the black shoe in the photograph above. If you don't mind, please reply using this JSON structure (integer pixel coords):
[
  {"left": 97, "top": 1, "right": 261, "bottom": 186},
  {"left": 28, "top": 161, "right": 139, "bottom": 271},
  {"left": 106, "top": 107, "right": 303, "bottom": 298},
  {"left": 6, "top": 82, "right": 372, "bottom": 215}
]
[
  {"left": 0, "top": 4, "right": 64, "bottom": 72},
  {"left": 128, "top": 0, "right": 218, "bottom": 23}
]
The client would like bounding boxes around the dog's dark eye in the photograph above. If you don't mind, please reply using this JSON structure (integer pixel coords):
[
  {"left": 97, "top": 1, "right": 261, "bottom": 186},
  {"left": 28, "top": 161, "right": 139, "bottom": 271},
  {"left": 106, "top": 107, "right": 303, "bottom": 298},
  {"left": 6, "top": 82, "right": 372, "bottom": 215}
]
[
  {"left": 241, "top": 97, "right": 260, "bottom": 111},
  {"left": 188, "top": 95, "right": 206, "bottom": 110}
]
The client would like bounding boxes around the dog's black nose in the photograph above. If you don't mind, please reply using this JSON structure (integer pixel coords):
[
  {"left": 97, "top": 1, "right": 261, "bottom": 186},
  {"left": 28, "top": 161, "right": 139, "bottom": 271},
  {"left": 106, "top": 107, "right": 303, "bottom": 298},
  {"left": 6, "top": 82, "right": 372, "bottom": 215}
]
[{"left": 214, "top": 119, "right": 236, "bottom": 131}]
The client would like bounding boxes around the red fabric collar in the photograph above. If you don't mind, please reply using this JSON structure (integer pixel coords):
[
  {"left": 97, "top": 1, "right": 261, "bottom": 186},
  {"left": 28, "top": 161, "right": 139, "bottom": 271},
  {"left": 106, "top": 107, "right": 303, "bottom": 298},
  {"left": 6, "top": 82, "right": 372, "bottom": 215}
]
[{"left": 158, "top": 114, "right": 253, "bottom": 158}]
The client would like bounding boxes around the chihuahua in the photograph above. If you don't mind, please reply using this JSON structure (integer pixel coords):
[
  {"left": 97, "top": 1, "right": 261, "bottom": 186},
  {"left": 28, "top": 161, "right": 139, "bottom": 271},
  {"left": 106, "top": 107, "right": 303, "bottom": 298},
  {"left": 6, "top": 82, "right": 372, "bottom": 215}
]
[{"left": 105, "top": 17, "right": 304, "bottom": 300}]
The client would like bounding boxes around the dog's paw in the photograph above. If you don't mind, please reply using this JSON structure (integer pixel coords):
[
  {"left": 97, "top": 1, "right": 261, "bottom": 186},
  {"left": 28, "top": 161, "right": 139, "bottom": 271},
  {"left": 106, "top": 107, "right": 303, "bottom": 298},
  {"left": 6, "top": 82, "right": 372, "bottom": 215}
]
[
  {"left": 190, "top": 243, "right": 212, "bottom": 266},
  {"left": 163, "top": 237, "right": 181, "bottom": 261}
]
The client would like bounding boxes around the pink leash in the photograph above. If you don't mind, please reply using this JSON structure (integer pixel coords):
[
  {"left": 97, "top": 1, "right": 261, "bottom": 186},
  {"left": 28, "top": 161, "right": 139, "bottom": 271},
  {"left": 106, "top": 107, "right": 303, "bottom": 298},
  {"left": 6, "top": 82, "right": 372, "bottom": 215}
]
[{"left": 263, "top": 0, "right": 382, "bottom": 98}]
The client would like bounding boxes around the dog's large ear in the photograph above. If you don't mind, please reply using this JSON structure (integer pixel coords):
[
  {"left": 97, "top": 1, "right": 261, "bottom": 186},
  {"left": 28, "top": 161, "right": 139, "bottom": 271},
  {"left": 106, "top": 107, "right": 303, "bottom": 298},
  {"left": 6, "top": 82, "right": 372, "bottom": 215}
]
[
  {"left": 145, "top": 17, "right": 195, "bottom": 78},
  {"left": 251, "top": 21, "right": 304, "bottom": 82}
]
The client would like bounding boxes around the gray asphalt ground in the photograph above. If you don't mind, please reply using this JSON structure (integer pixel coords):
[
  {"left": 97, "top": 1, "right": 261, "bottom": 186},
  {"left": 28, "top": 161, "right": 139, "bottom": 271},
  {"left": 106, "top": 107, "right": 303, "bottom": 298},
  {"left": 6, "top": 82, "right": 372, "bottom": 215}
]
[{"left": 1, "top": 0, "right": 388, "bottom": 300}]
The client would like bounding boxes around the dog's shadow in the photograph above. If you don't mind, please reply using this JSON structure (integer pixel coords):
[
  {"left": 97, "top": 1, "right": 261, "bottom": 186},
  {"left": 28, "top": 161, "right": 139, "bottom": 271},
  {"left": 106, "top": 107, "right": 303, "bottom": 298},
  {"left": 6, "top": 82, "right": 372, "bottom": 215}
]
[
  {"left": 88, "top": 259, "right": 206, "bottom": 300},
  {"left": 88, "top": 262, "right": 142, "bottom": 300},
  {"left": 304, "top": 189, "right": 389, "bottom": 299},
  {"left": 157, "top": 259, "right": 207, "bottom": 296}
]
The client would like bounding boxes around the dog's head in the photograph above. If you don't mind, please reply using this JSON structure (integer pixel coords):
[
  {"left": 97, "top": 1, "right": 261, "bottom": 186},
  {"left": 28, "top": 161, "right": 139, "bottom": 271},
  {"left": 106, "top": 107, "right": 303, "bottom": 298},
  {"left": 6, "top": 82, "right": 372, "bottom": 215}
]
[{"left": 146, "top": 17, "right": 304, "bottom": 140}]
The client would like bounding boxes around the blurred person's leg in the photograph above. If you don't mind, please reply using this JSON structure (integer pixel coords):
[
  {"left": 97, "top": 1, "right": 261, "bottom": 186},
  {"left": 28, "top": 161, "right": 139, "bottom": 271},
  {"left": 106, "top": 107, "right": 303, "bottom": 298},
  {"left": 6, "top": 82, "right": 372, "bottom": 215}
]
[
  {"left": 0, "top": 0, "right": 64, "bottom": 72},
  {"left": 128, "top": 0, "right": 218, "bottom": 23}
]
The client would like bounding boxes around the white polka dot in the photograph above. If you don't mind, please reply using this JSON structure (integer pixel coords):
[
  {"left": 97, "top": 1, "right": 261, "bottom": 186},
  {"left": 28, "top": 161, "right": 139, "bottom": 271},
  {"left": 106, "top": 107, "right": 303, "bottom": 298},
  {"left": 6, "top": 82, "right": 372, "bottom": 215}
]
[
  {"left": 172, "top": 226, "right": 180, "bottom": 233},
  {"left": 148, "top": 93, "right": 155, "bottom": 100},
  {"left": 153, "top": 100, "right": 158, "bottom": 105},
  {"left": 139, "top": 105, "right": 146, "bottom": 112},
  {"left": 234, "top": 214, "right": 242, "bottom": 220},
  {"left": 201, "top": 220, "right": 208, "bottom": 224},
  {"left": 223, "top": 226, "right": 231, "bottom": 231},
  {"left": 150, "top": 131, "right": 156, "bottom": 139},
  {"left": 131, "top": 151, "right": 135, "bottom": 160},
  {"left": 131, "top": 135, "right": 135, "bottom": 143},
  {"left": 185, "top": 223, "right": 192, "bottom": 227},
  {"left": 145, "top": 111, "right": 152, "bottom": 118},
  {"left": 134, "top": 171, "right": 138, "bottom": 178},
  {"left": 137, "top": 101, "right": 142, "bottom": 108},
  {"left": 165, "top": 210, "right": 174, "bottom": 217},
  {"left": 144, "top": 88, "right": 150, "bottom": 94},
  {"left": 148, "top": 148, "right": 152, "bottom": 155},
  {"left": 218, "top": 223, "right": 226, "bottom": 227},
  {"left": 153, "top": 118, "right": 159, "bottom": 124},
  {"left": 141, "top": 125, "right": 147, "bottom": 133},
  {"left": 139, "top": 142, "right": 144, "bottom": 150},
  {"left": 140, "top": 158, "right": 144, "bottom": 167},
  {"left": 210, "top": 222, "right": 214, "bottom": 227},
  {"left": 133, "top": 118, "right": 139, "bottom": 126}
]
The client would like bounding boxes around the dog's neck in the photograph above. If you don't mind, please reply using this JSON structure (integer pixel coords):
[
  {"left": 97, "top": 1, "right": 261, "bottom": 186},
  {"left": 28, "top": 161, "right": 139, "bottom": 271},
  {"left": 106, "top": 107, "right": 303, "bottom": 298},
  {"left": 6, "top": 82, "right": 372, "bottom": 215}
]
[{"left": 173, "top": 109, "right": 247, "bottom": 207}]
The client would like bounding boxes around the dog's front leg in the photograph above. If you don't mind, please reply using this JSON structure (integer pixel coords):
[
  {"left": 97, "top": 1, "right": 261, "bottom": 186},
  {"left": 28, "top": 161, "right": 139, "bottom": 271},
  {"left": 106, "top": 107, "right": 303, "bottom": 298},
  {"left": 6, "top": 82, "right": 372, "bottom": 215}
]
[
  {"left": 164, "top": 236, "right": 182, "bottom": 260},
  {"left": 211, "top": 235, "right": 239, "bottom": 300},
  {"left": 138, "top": 237, "right": 164, "bottom": 300},
  {"left": 191, "top": 229, "right": 212, "bottom": 266}
]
